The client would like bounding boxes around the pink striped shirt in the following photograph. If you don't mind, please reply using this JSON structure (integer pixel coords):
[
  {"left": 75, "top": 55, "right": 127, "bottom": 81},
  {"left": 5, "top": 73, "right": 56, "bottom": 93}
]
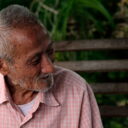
[{"left": 0, "top": 66, "right": 103, "bottom": 128}]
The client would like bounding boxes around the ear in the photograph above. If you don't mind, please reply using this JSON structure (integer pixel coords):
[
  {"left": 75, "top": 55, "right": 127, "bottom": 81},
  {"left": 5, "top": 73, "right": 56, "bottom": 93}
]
[{"left": 0, "top": 59, "right": 9, "bottom": 76}]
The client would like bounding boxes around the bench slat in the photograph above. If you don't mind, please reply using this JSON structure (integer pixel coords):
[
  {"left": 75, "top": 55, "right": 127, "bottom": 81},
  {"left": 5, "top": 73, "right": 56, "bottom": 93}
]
[
  {"left": 55, "top": 39, "right": 128, "bottom": 51},
  {"left": 90, "top": 83, "right": 128, "bottom": 94},
  {"left": 55, "top": 39, "right": 128, "bottom": 117},
  {"left": 55, "top": 60, "right": 128, "bottom": 72},
  {"left": 100, "top": 106, "right": 128, "bottom": 117}
]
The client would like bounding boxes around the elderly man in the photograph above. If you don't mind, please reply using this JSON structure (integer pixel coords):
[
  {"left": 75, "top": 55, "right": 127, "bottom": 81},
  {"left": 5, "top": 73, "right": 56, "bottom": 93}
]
[{"left": 0, "top": 5, "right": 103, "bottom": 128}]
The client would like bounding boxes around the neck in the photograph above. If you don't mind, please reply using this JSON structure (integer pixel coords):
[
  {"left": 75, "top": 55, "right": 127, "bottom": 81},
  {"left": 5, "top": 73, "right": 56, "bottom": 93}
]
[{"left": 5, "top": 76, "right": 38, "bottom": 105}]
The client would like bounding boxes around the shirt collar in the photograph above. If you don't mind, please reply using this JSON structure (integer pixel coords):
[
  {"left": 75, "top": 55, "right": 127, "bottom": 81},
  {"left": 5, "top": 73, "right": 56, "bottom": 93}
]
[
  {"left": 0, "top": 73, "right": 60, "bottom": 107},
  {"left": 0, "top": 74, "right": 11, "bottom": 104}
]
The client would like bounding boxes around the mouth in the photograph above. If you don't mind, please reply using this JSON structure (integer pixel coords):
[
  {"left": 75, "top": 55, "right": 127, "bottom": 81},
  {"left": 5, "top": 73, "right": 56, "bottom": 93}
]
[{"left": 40, "top": 74, "right": 50, "bottom": 79}]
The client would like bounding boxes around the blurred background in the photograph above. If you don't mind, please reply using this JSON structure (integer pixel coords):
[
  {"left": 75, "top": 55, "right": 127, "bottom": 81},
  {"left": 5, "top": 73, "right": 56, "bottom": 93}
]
[{"left": 0, "top": 0, "right": 128, "bottom": 127}]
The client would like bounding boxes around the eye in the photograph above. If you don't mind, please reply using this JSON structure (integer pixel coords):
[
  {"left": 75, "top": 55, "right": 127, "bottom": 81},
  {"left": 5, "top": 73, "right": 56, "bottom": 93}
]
[{"left": 31, "top": 55, "right": 41, "bottom": 65}]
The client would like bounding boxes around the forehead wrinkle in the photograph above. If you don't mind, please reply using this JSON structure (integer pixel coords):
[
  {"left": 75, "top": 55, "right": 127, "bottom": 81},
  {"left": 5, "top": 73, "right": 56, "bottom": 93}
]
[
  {"left": 28, "top": 41, "right": 53, "bottom": 61},
  {"left": 9, "top": 28, "right": 49, "bottom": 59},
  {"left": 10, "top": 24, "right": 48, "bottom": 44},
  {"left": 11, "top": 29, "right": 43, "bottom": 45}
]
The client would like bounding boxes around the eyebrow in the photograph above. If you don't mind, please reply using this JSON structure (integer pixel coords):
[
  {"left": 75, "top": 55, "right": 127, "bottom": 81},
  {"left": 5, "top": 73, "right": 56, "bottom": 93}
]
[{"left": 26, "top": 41, "right": 54, "bottom": 64}]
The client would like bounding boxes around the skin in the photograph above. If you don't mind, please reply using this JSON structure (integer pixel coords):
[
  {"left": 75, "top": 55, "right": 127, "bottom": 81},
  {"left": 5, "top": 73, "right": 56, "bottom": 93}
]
[{"left": 0, "top": 24, "right": 55, "bottom": 105}]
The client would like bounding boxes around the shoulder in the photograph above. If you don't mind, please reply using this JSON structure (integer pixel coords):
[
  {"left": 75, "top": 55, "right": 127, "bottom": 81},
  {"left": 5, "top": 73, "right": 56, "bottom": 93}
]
[
  {"left": 54, "top": 65, "right": 89, "bottom": 92},
  {"left": 53, "top": 65, "right": 93, "bottom": 106}
]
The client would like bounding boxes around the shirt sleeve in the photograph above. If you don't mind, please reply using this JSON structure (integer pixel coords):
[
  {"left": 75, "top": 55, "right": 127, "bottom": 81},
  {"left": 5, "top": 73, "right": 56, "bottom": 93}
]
[{"left": 79, "top": 82, "right": 103, "bottom": 128}]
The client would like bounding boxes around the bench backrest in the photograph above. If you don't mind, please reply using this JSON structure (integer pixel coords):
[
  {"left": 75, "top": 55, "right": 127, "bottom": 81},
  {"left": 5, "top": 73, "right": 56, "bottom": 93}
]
[{"left": 54, "top": 39, "right": 128, "bottom": 117}]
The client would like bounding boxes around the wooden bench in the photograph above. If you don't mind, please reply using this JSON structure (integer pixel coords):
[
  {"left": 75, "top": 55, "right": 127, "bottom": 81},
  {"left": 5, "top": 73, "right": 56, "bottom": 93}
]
[{"left": 54, "top": 39, "right": 128, "bottom": 117}]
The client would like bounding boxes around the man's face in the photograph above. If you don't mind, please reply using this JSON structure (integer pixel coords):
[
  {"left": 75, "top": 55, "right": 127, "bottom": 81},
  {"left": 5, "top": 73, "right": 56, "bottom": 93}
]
[{"left": 6, "top": 25, "right": 55, "bottom": 92}]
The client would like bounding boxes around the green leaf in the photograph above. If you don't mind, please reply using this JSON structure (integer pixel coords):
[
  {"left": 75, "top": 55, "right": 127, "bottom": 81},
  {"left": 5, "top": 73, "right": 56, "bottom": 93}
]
[{"left": 75, "top": 0, "right": 114, "bottom": 25}]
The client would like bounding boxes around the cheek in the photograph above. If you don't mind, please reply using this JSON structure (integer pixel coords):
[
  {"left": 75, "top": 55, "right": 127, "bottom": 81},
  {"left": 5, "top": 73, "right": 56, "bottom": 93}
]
[
  {"left": 28, "top": 64, "right": 41, "bottom": 73},
  {"left": 21, "top": 65, "right": 41, "bottom": 79},
  {"left": 8, "top": 62, "right": 42, "bottom": 80}
]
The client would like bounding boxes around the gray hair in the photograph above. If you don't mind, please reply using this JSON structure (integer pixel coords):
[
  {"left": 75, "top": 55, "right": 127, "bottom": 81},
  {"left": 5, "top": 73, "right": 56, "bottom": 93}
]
[{"left": 0, "top": 4, "right": 41, "bottom": 64}]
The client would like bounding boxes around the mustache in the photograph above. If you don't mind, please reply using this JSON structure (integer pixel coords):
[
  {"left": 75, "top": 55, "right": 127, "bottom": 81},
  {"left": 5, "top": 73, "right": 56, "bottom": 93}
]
[
  {"left": 34, "top": 73, "right": 54, "bottom": 92},
  {"left": 35, "top": 73, "right": 53, "bottom": 80}
]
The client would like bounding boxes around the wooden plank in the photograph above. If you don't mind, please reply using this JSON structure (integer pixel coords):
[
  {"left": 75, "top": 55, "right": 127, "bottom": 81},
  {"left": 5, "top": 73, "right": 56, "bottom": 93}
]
[
  {"left": 55, "top": 60, "right": 128, "bottom": 72},
  {"left": 54, "top": 39, "right": 128, "bottom": 51},
  {"left": 90, "top": 83, "right": 128, "bottom": 94},
  {"left": 100, "top": 106, "right": 128, "bottom": 117}
]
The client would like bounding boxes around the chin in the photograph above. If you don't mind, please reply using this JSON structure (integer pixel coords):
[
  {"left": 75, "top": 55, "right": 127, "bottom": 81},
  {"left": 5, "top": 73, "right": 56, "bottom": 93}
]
[
  {"left": 18, "top": 74, "right": 54, "bottom": 92},
  {"left": 29, "top": 78, "right": 54, "bottom": 92}
]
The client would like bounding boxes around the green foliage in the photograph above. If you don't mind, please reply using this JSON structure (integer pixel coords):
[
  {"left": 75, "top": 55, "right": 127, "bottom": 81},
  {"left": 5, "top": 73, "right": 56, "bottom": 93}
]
[
  {"left": 103, "top": 117, "right": 128, "bottom": 128},
  {"left": 51, "top": 0, "right": 74, "bottom": 40},
  {"left": 30, "top": 0, "right": 114, "bottom": 40},
  {"left": 0, "top": 0, "right": 31, "bottom": 9}
]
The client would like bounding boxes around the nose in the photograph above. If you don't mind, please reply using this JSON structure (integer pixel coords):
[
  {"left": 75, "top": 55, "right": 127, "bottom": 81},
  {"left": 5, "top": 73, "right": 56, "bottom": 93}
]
[{"left": 41, "top": 54, "right": 55, "bottom": 74}]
